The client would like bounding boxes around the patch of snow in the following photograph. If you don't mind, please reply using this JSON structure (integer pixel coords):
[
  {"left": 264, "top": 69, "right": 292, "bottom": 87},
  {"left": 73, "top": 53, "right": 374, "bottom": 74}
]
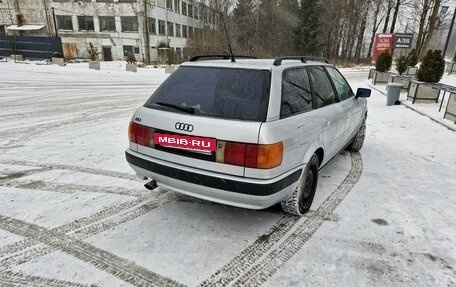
[
  {"left": 0, "top": 187, "right": 132, "bottom": 229},
  {"left": 11, "top": 251, "right": 133, "bottom": 287}
]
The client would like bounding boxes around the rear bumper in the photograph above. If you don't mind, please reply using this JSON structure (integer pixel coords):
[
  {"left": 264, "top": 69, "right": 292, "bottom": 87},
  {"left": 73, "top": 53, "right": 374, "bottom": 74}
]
[{"left": 125, "top": 149, "right": 302, "bottom": 209}]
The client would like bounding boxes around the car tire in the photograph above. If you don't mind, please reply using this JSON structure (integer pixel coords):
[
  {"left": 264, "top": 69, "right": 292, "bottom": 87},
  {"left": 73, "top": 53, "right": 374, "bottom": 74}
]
[
  {"left": 347, "top": 118, "right": 366, "bottom": 151},
  {"left": 281, "top": 154, "right": 319, "bottom": 216}
]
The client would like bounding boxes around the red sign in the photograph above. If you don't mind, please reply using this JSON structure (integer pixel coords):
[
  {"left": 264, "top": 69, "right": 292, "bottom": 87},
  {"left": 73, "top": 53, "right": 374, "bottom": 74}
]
[
  {"left": 153, "top": 133, "right": 217, "bottom": 152},
  {"left": 372, "top": 33, "right": 394, "bottom": 61}
]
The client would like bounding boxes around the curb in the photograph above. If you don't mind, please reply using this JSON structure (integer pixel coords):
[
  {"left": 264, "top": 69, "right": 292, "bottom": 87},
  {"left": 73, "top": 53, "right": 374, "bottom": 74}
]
[{"left": 368, "top": 84, "right": 456, "bottom": 132}]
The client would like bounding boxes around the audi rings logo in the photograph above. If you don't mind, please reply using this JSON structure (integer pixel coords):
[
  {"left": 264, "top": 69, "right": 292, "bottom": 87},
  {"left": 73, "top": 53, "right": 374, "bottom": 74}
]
[{"left": 175, "top": 122, "right": 194, "bottom": 132}]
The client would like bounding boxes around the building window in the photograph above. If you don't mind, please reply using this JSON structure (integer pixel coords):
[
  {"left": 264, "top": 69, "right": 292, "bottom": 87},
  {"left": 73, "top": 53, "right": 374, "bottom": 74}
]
[
  {"left": 167, "top": 22, "right": 174, "bottom": 37},
  {"left": 166, "top": 0, "right": 172, "bottom": 10},
  {"left": 182, "top": 25, "right": 187, "bottom": 38},
  {"left": 78, "top": 16, "right": 94, "bottom": 31},
  {"left": 148, "top": 17, "right": 156, "bottom": 34},
  {"left": 123, "top": 45, "right": 133, "bottom": 56},
  {"left": 188, "top": 26, "right": 194, "bottom": 38},
  {"left": 176, "top": 47, "right": 182, "bottom": 60},
  {"left": 123, "top": 45, "right": 140, "bottom": 56},
  {"left": 99, "top": 16, "right": 116, "bottom": 32},
  {"left": 175, "top": 24, "right": 181, "bottom": 37},
  {"left": 194, "top": 6, "right": 198, "bottom": 19},
  {"left": 121, "top": 16, "right": 138, "bottom": 32},
  {"left": 188, "top": 4, "right": 193, "bottom": 18},
  {"left": 158, "top": 20, "right": 166, "bottom": 35},
  {"left": 56, "top": 15, "right": 73, "bottom": 30},
  {"left": 182, "top": 2, "right": 187, "bottom": 16}
]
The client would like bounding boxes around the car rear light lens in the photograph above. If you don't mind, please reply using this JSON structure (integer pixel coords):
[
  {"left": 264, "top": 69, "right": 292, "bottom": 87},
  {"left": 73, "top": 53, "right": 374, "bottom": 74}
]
[
  {"left": 257, "top": 143, "right": 283, "bottom": 169},
  {"left": 136, "top": 125, "right": 150, "bottom": 146},
  {"left": 129, "top": 122, "right": 283, "bottom": 169},
  {"left": 128, "top": 122, "right": 152, "bottom": 147},
  {"left": 128, "top": 122, "right": 138, "bottom": 143},
  {"left": 221, "top": 141, "right": 283, "bottom": 169},
  {"left": 224, "top": 142, "right": 246, "bottom": 166}
]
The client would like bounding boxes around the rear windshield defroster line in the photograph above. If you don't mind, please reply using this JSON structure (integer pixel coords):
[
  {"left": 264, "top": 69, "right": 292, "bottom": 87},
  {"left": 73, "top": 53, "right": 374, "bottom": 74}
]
[{"left": 144, "top": 66, "right": 271, "bottom": 122}]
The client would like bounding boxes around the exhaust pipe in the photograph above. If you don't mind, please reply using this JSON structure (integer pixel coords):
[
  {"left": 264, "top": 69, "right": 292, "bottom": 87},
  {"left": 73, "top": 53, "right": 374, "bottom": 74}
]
[{"left": 144, "top": 180, "right": 158, "bottom": 190}]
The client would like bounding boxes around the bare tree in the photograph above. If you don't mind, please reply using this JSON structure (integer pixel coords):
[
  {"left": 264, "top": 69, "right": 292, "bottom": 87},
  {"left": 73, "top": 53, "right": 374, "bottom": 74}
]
[
  {"left": 382, "top": 0, "right": 395, "bottom": 32},
  {"left": 420, "top": 0, "right": 442, "bottom": 55},
  {"left": 410, "top": 0, "right": 443, "bottom": 56},
  {"left": 355, "top": 1, "right": 371, "bottom": 62},
  {"left": 368, "top": 0, "right": 385, "bottom": 58},
  {"left": 389, "top": 0, "right": 408, "bottom": 33}
]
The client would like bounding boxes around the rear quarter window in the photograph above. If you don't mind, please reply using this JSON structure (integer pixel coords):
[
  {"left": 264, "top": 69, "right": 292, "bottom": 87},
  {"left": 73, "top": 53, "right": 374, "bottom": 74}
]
[
  {"left": 307, "top": 66, "right": 336, "bottom": 108},
  {"left": 281, "top": 68, "right": 313, "bottom": 118},
  {"left": 145, "top": 66, "right": 271, "bottom": 121}
]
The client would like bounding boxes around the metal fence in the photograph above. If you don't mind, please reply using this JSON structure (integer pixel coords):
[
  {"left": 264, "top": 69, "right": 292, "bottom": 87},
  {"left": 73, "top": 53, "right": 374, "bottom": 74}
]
[{"left": 0, "top": 35, "right": 62, "bottom": 60}]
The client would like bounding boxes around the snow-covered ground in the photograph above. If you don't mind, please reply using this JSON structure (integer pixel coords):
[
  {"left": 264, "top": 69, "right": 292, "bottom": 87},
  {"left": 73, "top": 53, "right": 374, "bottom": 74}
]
[
  {"left": 0, "top": 61, "right": 455, "bottom": 286},
  {"left": 368, "top": 74, "right": 456, "bottom": 131}
]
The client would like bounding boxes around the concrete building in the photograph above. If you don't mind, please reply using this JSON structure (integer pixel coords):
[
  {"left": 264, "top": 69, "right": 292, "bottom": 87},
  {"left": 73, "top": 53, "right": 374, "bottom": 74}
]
[{"left": 0, "top": 0, "right": 219, "bottom": 63}]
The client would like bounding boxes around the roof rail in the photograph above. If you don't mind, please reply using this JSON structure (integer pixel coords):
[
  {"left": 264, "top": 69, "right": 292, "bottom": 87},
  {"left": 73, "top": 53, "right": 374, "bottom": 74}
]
[
  {"left": 189, "top": 55, "right": 258, "bottom": 62},
  {"left": 273, "top": 56, "right": 330, "bottom": 66}
]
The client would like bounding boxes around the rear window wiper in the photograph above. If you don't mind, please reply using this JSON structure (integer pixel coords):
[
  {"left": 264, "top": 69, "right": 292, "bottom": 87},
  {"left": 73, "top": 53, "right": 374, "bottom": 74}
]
[{"left": 153, "top": 102, "right": 195, "bottom": 114}]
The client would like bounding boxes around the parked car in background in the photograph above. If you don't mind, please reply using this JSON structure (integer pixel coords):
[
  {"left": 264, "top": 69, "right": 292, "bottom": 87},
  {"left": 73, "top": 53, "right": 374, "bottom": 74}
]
[{"left": 126, "top": 55, "right": 371, "bottom": 215}]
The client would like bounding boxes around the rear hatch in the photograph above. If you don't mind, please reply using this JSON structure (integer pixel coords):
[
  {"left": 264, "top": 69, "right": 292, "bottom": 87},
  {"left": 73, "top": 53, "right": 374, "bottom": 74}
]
[{"left": 129, "top": 65, "right": 271, "bottom": 177}]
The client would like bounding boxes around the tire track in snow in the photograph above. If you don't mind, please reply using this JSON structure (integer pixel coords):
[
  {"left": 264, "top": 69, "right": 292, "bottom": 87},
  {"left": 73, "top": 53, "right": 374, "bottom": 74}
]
[
  {"left": 231, "top": 151, "right": 363, "bottom": 287},
  {"left": 0, "top": 213, "right": 185, "bottom": 287},
  {"left": 2, "top": 180, "right": 147, "bottom": 197},
  {"left": 0, "top": 159, "right": 139, "bottom": 181},
  {"left": 0, "top": 270, "right": 86, "bottom": 287},
  {"left": 1, "top": 97, "right": 144, "bottom": 120},
  {"left": 199, "top": 151, "right": 363, "bottom": 287},
  {"left": 0, "top": 168, "right": 51, "bottom": 181},
  {"left": 0, "top": 188, "right": 170, "bottom": 259},
  {"left": 0, "top": 193, "right": 177, "bottom": 269},
  {"left": 0, "top": 108, "right": 133, "bottom": 147}
]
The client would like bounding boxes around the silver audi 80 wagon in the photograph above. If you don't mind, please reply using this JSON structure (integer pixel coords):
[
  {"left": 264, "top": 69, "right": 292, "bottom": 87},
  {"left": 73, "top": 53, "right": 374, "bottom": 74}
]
[{"left": 126, "top": 55, "right": 371, "bottom": 215}]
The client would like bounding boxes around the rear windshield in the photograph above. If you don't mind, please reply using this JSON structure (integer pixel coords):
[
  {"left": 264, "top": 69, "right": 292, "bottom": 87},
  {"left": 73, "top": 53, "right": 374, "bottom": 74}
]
[{"left": 144, "top": 66, "right": 271, "bottom": 121}]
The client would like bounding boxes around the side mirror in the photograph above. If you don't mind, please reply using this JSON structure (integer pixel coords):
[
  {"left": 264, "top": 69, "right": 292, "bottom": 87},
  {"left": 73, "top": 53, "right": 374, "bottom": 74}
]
[{"left": 355, "top": 88, "right": 371, "bottom": 99}]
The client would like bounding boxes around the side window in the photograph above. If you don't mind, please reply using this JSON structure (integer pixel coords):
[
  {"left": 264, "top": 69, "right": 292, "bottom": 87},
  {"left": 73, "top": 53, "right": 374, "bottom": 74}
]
[
  {"left": 281, "top": 68, "right": 313, "bottom": 118},
  {"left": 307, "top": 66, "right": 336, "bottom": 108},
  {"left": 326, "top": 66, "right": 354, "bottom": 101}
]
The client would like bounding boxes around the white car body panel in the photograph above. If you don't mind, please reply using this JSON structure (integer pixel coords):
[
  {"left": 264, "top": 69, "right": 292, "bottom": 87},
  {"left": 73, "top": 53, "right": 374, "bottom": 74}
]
[{"left": 126, "top": 58, "right": 368, "bottom": 210}]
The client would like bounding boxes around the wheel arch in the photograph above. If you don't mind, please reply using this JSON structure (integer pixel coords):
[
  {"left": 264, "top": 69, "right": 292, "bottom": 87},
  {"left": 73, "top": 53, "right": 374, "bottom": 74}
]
[{"left": 314, "top": 147, "right": 324, "bottom": 167}]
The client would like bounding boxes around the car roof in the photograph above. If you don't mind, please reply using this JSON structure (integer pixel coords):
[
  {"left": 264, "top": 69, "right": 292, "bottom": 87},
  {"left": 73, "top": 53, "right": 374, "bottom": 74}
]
[{"left": 180, "top": 59, "right": 333, "bottom": 70}]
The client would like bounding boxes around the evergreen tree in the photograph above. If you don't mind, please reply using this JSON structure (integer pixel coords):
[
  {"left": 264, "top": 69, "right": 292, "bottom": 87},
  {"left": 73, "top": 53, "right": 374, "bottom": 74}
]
[
  {"left": 396, "top": 55, "right": 407, "bottom": 75},
  {"left": 232, "top": 0, "right": 256, "bottom": 54},
  {"left": 276, "top": 0, "right": 300, "bottom": 55},
  {"left": 294, "top": 0, "right": 321, "bottom": 55},
  {"left": 258, "top": 0, "right": 279, "bottom": 56},
  {"left": 416, "top": 50, "right": 445, "bottom": 83}
]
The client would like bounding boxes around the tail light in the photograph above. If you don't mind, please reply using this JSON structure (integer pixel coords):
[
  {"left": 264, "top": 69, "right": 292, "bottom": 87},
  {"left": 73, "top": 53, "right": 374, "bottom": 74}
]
[
  {"left": 129, "top": 122, "right": 152, "bottom": 146},
  {"left": 219, "top": 141, "right": 283, "bottom": 169},
  {"left": 129, "top": 121, "right": 282, "bottom": 169}
]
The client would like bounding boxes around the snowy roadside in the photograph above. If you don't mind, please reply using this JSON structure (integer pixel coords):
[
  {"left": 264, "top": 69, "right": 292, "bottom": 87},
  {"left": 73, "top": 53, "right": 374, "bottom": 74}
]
[
  {"left": 366, "top": 73, "right": 456, "bottom": 131},
  {"left": 0, "top": 61, "right": 455, "bottom": 286}
]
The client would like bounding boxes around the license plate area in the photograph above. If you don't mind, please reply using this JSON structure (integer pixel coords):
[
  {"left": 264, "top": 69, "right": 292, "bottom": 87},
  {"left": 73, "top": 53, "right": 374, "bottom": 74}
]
[{"left": 153, "top": 132, "right": 217, "bottom": 154}]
